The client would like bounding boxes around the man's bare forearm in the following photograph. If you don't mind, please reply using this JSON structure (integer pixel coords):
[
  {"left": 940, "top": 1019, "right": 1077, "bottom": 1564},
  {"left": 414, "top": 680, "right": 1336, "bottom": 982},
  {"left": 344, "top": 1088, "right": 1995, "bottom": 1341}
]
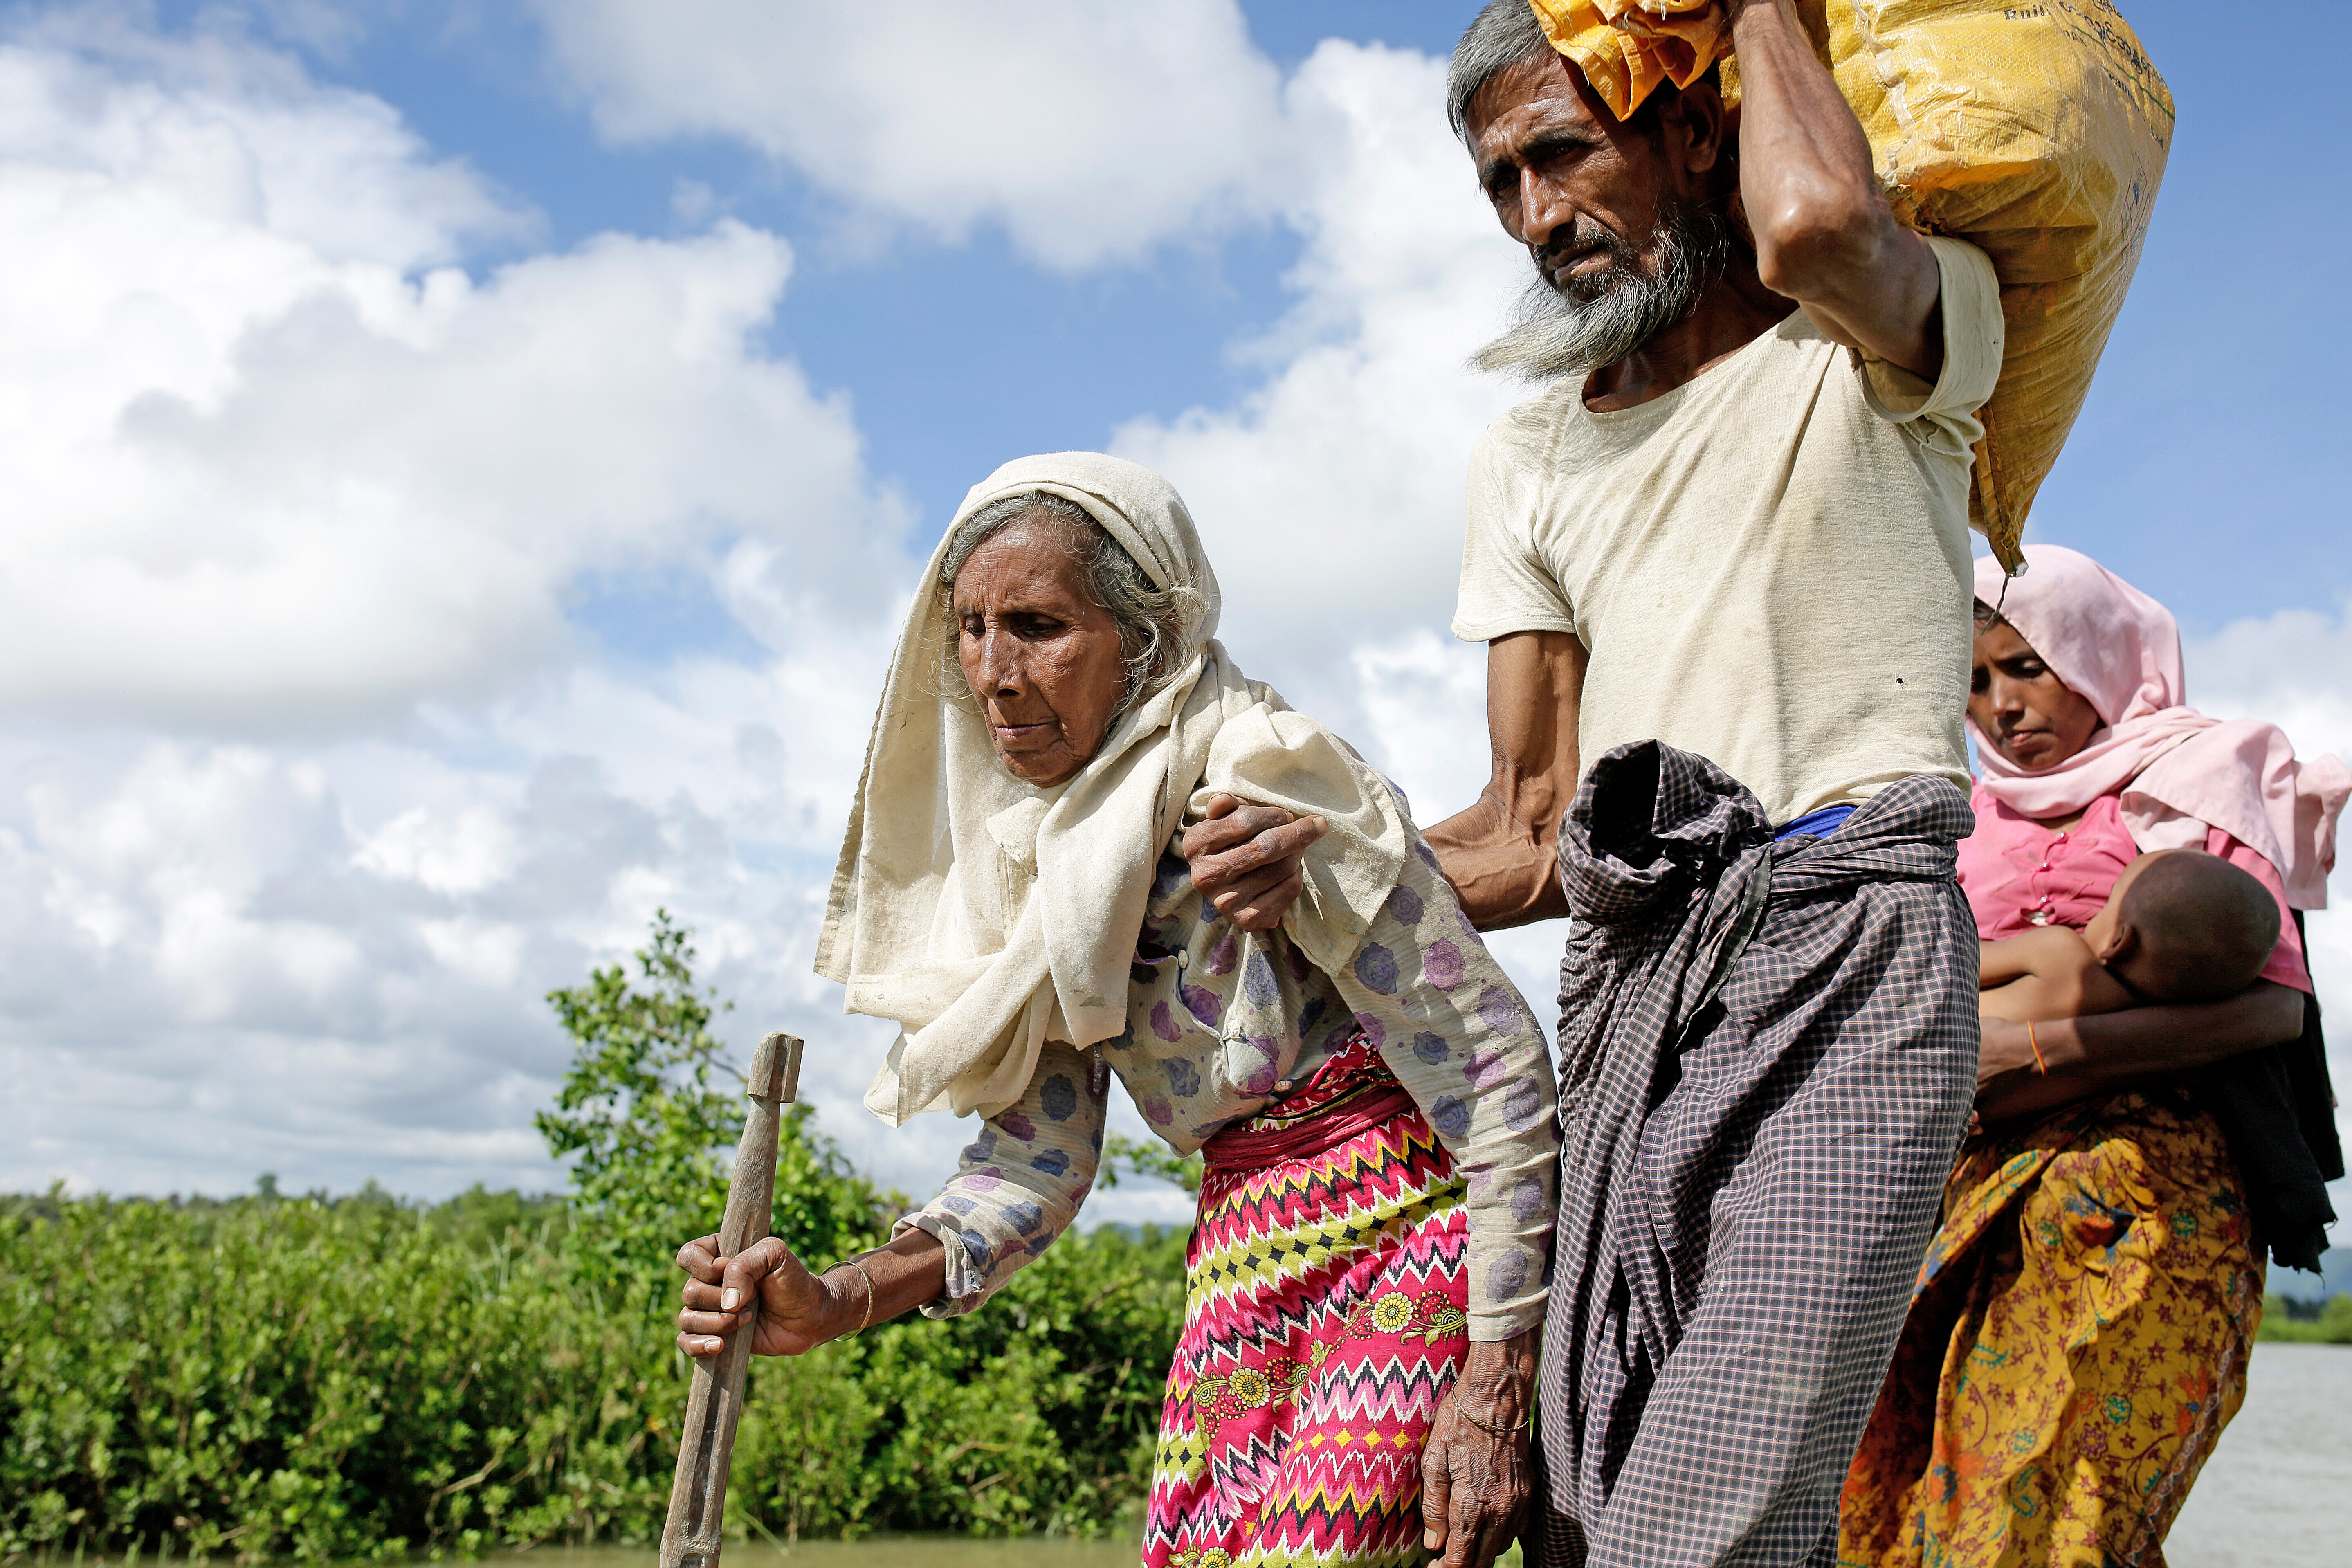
[
  {"left": 1428, "top": 793, "right": 1568, "bottom": 930},
  {"left": 1431, "top": 631, "right": 1586, "bottom": 931}
]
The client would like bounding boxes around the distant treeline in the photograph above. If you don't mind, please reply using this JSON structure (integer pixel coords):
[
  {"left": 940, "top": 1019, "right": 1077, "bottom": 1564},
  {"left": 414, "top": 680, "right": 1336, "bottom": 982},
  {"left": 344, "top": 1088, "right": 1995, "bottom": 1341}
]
[
  {"left": 2260, "top": 1290, "right": 2352, "bottom": 1343},
  {"left": 0, "top": 916, "right": 1186, "bottom": 1561}
]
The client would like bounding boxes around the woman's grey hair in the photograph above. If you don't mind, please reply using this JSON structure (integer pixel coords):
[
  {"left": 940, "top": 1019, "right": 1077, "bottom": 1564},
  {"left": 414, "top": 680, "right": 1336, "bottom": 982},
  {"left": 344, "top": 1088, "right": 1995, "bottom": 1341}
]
[
  {"left": 1446, "top": 0, "right": 1553, "bottom": 143},
  {"left": 937, "top": 490, "right": 1202, "bottom": 718}
]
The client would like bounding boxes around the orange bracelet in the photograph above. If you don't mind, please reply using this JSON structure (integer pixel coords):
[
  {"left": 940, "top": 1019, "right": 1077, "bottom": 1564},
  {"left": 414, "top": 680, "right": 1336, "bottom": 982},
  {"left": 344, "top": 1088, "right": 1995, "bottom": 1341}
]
[{"left": 2026, "top": 1019, "right": 2048, "bottom": 1075}]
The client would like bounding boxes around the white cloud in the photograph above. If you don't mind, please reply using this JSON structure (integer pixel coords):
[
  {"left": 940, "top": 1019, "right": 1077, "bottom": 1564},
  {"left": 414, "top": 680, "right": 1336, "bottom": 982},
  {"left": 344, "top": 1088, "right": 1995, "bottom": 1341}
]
[
  {"left": 2187, "top": 605, "right": 2352, "bottom": 766},
  {"left": 0, "top": 17, "right": 958, "bottom": 1201},
  {"left": 1112, "top": 42, "right": 1525, "bottom": 728},
  {"left": 534, "top": 0, "right": 1291, "bottom": 271},
  {"left": 0, "top": 654, "right": 930, "bottom": 1202},
  {"left": 523, "top": 20, "right": 1529, "bottom": 710},
  {"left": 0, "top": 21, "right": 907, "bottom": 733}
]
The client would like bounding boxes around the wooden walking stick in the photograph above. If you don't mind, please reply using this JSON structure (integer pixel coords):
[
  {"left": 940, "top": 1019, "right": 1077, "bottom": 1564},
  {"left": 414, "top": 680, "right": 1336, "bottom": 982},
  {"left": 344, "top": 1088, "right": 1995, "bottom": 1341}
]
[{"left": 660, "top": 1030, "right": 803, "bottom": 1568}]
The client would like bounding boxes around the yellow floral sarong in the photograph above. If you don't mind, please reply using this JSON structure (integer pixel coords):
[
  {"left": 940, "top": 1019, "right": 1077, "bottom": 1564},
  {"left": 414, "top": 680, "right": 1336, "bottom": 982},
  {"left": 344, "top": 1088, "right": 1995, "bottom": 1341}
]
[{"left": 1838, "top": 1087, "right": 2264, "bottom": 1568}]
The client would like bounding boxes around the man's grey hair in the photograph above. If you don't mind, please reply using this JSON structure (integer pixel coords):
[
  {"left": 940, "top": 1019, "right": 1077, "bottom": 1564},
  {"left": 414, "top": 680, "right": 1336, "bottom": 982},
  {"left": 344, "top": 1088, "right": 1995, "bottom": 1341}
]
[
  {"left": 937, "top": 490, "right": 1201, "bottom": 717},
  {"left": 1473, "top": 200, "right": 1729, "bottom": 381},
  {"left": 1446, "top": 0, "right": 1553, "bottom": 143}
]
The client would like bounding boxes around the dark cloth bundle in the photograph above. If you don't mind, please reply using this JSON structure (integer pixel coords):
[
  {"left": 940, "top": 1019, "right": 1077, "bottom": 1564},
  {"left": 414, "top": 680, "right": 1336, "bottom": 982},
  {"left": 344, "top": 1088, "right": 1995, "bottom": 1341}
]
[{"left": 2190, "top": 911, "right": 2341, "bottom": 1272}]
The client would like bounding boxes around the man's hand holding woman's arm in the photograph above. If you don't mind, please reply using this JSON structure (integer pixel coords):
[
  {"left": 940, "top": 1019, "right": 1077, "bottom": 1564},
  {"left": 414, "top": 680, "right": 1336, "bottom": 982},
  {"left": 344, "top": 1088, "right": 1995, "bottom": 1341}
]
[
  {"left": 1183, "top": 795, "right": 1330, "bottom": 932},
  {"left": 1184, "top": 630, "right": 1587, "bottom": 933}
]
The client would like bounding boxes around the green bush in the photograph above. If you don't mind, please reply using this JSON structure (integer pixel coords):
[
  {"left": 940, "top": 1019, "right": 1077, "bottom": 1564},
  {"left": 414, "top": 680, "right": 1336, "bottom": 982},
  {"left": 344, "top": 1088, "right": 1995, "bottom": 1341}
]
[
  {"left": 0, "top": 916, "right": 1191, "bottom": 1559},
  {"left": 730, "top": 1222, "right": 1186, "bottom": 1542},
  {"left": 0, "top": 1186, "right": 660, "bottom": 1561}
]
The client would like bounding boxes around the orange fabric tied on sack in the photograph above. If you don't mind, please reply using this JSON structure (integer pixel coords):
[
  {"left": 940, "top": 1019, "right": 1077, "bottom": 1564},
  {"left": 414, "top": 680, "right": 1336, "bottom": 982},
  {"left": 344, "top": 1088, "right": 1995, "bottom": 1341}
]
[
  {"left": 1518, "top": 0, "right": 2175, "bottom": 575},
  {"left": 1526, "top": 0, "right": 1729, "bottom": 120}
]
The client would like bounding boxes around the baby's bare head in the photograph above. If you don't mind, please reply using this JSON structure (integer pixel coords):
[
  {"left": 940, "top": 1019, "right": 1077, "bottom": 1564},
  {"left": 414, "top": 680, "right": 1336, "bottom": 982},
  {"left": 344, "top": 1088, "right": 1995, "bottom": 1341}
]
[{"left": 2099, "top": 849, "right": 2280, "bottom": 1004}]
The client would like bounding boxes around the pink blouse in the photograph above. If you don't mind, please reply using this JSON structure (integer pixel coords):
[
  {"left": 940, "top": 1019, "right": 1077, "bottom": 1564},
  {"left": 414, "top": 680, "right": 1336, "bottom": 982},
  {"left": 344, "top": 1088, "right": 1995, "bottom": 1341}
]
[{"left": 1958, "top": 784, "right": 2311, "bottom": 993}]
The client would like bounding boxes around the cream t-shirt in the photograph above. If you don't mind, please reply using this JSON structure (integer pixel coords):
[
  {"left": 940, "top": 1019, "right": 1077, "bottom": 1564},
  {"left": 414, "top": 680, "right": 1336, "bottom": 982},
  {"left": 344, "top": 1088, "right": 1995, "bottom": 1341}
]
[{"left": 1452, "top": 235, "right": 2003, "bottom": 827}]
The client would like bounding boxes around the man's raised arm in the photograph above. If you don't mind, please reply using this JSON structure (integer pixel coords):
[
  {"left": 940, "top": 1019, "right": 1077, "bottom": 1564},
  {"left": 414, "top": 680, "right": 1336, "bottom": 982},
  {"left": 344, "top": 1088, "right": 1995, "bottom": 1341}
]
[
  {"left": 1727, "top": 0, "right": 1943, "bottom": 377},
  {"left": 1426, "top": 630, "right": 1585, "bottom": 930}
]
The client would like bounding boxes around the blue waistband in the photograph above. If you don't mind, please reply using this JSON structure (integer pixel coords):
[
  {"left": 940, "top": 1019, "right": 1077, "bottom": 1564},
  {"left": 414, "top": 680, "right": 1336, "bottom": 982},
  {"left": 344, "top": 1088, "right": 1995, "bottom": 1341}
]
[{"left": 1775, "top": 804, "right": 1856, "bottom": 842}]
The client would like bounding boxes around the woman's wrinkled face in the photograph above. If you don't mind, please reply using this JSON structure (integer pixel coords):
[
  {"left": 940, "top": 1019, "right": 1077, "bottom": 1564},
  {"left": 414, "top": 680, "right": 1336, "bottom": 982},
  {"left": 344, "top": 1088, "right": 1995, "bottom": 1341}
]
[
  {"left": 953, "top": 519, "right": 1129, "bottom": 788},
  {"left": 1969, "top": 620, "right": 2103, "bottom": 772}
]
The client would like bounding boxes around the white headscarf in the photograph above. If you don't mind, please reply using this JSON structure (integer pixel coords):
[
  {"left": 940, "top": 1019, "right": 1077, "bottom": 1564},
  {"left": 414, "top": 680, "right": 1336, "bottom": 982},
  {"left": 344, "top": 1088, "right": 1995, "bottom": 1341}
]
[{"left": 817, "top": 453, "right": 1411, "bottom": 1126}]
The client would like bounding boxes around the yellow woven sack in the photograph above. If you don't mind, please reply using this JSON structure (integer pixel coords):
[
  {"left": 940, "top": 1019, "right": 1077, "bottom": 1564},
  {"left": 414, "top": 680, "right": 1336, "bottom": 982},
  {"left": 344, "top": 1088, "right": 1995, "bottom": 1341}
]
[{"left": 1527, "top": 0, "right": 2175, "bottom": 572}]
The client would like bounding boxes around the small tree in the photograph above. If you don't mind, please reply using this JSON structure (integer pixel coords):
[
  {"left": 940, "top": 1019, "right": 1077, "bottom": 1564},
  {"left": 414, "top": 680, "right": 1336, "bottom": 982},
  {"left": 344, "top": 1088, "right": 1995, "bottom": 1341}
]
[
  {"left": 537, "top": 910, "right": 741, "bottom": 1294},
  {"left": 537, "top": 911, "right": 887, "bottom": 1297}
]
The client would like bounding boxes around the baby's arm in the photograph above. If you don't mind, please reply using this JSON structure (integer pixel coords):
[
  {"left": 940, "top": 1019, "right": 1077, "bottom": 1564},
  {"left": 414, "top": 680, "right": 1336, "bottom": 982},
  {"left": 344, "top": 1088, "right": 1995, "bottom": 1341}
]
[
  {"left": 1978, "top": 927, "right": 2079, "bottom": 990},
  {"left": 1979, "top": 927, "right": 2134, "bottom": 1022}
]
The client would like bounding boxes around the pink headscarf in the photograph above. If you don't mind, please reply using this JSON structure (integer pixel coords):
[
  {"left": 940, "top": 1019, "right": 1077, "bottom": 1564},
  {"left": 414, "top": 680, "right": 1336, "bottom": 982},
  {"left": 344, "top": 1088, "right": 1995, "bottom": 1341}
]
[{"left": 1971, "top": 545, "right": 2349, "bottom": 909}]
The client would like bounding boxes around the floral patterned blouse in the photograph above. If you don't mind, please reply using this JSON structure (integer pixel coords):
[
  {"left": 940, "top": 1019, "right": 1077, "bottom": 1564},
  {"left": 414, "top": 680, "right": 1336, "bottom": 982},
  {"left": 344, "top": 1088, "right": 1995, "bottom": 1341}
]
[{"left": 895, "top": 828, "right": 1561, "bottom": 1341}]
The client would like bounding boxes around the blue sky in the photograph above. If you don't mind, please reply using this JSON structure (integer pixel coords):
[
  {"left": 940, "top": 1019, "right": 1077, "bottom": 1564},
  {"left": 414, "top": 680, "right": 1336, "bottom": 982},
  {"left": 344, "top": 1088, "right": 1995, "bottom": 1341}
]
[
  {"left": 0, "top": 0, "right": 2344, "bottom": 1231},
  {"left": 161, "top": 0, "right": 2341, "bottom": 635}
]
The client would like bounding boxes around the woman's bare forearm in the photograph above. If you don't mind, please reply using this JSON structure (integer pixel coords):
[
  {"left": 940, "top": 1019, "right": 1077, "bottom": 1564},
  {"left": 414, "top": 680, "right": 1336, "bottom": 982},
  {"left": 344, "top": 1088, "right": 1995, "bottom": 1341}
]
[
  {"left": 805, "top": 1228, "right": 948, "bottom": 1339},
  {"left": 1423, "top": 1328, "right": 1537, "bottom": 1567},
  {"left": 1453, "top": 1330, "right": 1536, "bottom": 1422},
  {"left": 1977, "top": 980, "right": 2307, "bottom": 1122}
]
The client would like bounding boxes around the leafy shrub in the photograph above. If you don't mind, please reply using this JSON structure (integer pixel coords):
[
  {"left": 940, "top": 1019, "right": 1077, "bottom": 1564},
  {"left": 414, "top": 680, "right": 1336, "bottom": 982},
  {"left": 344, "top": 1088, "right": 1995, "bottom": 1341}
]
[
  {"left": 0, "top": 1186, "right": 660, "bottom": 1561},
  {"left": 730, "top": 1222, "right": 1185, "bottom": 1542},
  {"left": 0, "top": 917, "right": 1190, "bottom": 1559}
]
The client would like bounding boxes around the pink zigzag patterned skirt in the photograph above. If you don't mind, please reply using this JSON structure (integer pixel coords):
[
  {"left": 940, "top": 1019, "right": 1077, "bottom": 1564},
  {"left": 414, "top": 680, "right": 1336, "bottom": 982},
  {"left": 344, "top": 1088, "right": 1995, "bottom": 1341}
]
[{"left": 1143, "top": 1037, "right": 1471, "bottom": 1568}]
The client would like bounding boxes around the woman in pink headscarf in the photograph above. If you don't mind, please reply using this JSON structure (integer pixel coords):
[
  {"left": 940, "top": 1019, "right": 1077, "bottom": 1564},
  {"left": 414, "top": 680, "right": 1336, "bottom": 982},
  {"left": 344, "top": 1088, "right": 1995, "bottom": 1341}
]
[{"left": 1840, "top": 544, "right": 2349, "bottom": 1568}]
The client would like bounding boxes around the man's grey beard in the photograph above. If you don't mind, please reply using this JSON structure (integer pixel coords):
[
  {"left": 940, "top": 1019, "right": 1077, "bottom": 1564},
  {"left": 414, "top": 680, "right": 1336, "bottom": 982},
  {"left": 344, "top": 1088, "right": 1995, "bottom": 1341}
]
[{"left": 1474, "top": 203, "right": 1728, "bottom": 382}]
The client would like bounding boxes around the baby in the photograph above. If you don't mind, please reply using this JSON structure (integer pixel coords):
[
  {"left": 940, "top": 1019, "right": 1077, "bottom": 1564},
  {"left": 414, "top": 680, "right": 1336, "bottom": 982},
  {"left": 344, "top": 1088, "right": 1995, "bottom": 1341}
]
[{"left": 1980, "top": 847, "right": 2281, "bottom": 1022}]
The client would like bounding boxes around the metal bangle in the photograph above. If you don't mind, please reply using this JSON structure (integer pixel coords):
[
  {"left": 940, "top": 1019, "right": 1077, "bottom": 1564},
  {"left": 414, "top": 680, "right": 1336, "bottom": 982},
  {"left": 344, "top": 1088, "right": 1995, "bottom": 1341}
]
[
  {"left": 820, "top": 1255, "right": 877, "bottom": 1341},
  {"left": 1459, "top": 1405, "right": 1532, "bottom": 1436}
]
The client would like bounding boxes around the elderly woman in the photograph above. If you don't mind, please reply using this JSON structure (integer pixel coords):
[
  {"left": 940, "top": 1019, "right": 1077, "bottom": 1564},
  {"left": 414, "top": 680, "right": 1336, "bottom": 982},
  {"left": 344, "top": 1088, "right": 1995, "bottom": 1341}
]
[
  {"left": 676, "top": 454, "right": 1559, "bottom": 1568},
  {"left": 1839, "top": 545, "right": 2348, "bottom": 1567}
]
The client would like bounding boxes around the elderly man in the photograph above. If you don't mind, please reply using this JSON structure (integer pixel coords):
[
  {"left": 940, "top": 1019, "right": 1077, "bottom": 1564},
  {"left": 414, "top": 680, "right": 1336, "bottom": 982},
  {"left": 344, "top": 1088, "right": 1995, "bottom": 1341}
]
[{"left": 1188, "top": 2, "right": 2001, "bottom": 1564}]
